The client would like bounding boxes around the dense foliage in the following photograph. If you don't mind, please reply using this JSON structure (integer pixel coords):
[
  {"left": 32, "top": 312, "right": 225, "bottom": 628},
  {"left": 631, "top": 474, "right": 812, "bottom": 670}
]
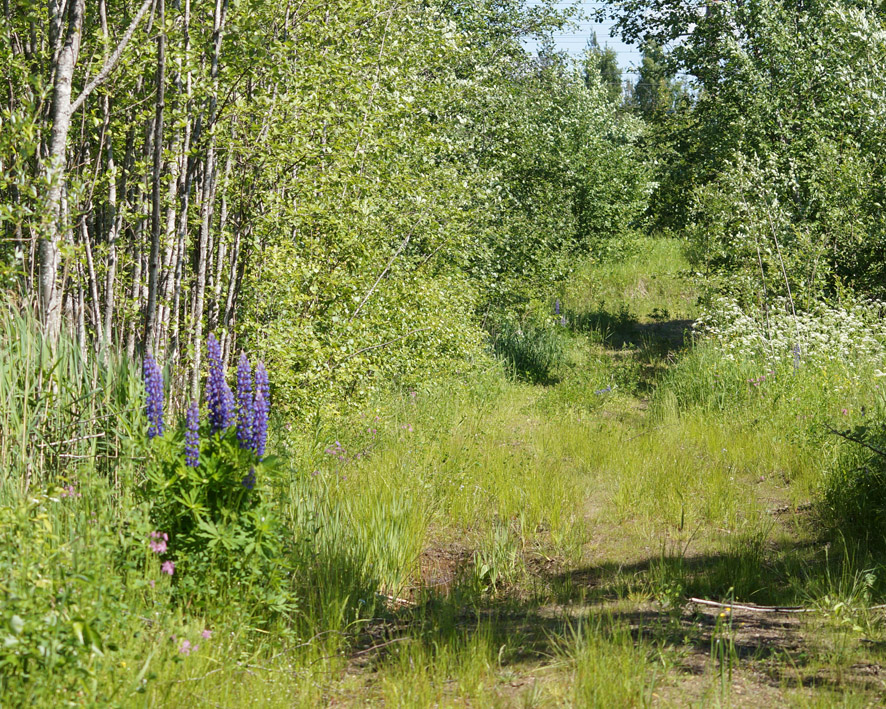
[
  {"left": 0, "top": 0, "right": 650, "bottom": 417},
  {"left": 608, "top": 0, "right": 886, "bottom": 303}
]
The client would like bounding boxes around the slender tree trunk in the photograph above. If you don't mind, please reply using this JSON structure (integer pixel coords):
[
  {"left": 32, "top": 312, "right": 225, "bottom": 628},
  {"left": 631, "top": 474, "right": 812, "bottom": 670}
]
[
  {"left": 145, "top": 0, "right": 166, "bottom": 353},
  {"left": 219, "top": 223, "right": 243, "bottom": 360},
  {"left": 98, "top": 0, "right": 116, "bottom": 354},
  {"left": 208, "top": 145, "right": 233, "bottom": 331},
  {"left": 169, "top": 0, "right": 192, "bottom": 366},
  {"left": 126, "top": 118, "right": 152, "bottom": 359},
  {"left": 170, "top": 124, "right": 191, "bottom": 364},
  {"left": 82, "top": 215, "right": 101, "bottom": 346},
  {"left": 103, "top": 113, "right": 129, "bottom": 356},
  {"left": 41, "top": 0, "right": 86, "bottom": 341},
  {"left": 76, "top": 262, "right": 87, "bottom": 361},
  {"left": 190, "top": 0, "right": 229, "bottom": 399},
  {"left": 191, "top": 147, "right": 216, "bottom": 394},
  {"left": 157, "top": 143, "right": 179, "bottom": 357}
]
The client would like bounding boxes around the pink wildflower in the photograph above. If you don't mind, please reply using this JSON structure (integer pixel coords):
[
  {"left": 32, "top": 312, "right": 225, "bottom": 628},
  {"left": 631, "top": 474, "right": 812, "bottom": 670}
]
[
  {"left": 149, "top": 531, "right": 169, "bottom": 554},
  {"left": 161, "top": 560, "right": 175, "bottom": 576},
  {"left": 60, "top": 484, "right": 81, "bottom": 499},
  {"left": 201, "top": 629, "right": 212, "bottom": 640}
]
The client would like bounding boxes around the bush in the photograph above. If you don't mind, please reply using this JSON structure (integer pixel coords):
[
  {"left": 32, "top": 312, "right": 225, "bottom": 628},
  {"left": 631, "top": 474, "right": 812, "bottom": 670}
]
[{"left": 823, "top": 383, "right": 886, "bottom": 550}]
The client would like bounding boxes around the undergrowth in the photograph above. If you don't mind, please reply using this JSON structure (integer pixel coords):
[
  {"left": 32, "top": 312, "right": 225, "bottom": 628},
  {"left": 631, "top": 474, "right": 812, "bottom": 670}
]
[{"left": 4, "top": 239, "right": 886, "bottom": 705}]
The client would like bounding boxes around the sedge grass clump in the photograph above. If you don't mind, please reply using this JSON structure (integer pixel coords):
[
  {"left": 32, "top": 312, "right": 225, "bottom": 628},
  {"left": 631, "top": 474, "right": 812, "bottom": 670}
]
[
  {"left": 556, "top": 619, "right": 666, "bottom": 708},
  {"left": 140, "top": 334, "right": 290, "bottom": 614},
  {"left": 0, "top": 299, "right": 143, "bottom": 497},
  {"left": 487, "top": 311, "right": 566, "bottom": 384}
]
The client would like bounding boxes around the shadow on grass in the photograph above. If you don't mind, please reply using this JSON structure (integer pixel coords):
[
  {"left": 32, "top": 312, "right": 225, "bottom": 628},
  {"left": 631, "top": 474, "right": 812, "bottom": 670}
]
[
  {"left": 567, "top": 306, "right": 693, "bottom": 352},
  {"left": 545, "top": 541, "right": 827, "bottom": 608},
  {"left": 342, "top": 535, "right": 886, "bottom": 699},
  {"left": 564, "top": 305, "right": 695, "bottom": 393}
]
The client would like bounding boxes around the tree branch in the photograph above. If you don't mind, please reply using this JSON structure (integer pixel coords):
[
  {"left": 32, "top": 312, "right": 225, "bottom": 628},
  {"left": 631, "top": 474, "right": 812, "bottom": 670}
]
[
  {"left": 70, "top": 0, "right": 155, "bottom": 115},
  {"left": 825, "top": 425, "right": 886, "bottom": 460},
  {"left": 328, "top": 328, "right": 431, "bottom": 372},
  {"left": 348, "top": 209, "right": 429, "bottom": 323}
]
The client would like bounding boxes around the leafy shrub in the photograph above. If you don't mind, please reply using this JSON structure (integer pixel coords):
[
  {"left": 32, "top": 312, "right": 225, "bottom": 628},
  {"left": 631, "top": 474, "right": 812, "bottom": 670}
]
[{"left": 488, "top": 314, "right": 566, "bottom": 384}]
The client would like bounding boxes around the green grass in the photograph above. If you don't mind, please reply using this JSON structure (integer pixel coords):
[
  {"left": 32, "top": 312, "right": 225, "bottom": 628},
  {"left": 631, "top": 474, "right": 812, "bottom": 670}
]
[{"left": 6, "top": 238, "right": 886, "bottom": 705}]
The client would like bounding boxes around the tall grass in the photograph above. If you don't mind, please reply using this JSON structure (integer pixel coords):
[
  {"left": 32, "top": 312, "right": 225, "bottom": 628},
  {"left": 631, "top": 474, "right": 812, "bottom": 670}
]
[{"left": 0, "top": 299, "right": 143, "bottom": 498}]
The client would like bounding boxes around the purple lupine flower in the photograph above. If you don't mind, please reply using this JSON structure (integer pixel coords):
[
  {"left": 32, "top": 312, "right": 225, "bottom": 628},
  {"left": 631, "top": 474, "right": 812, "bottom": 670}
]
[
  {"left": 252, "top": 388, "right": 269, "bottom": 459},
  {"left": 235, "top": 353, "right": 254, "bottom": 450},
  {"left": 242, "top": 468, "right": 256, "bottom": 490},
  {"left": 554, "top": 299, "right": 561, "bottom": 315},
  {"left": 254, "top": 361, "right": 270, "bottom": 408},
  {"left": 185, "top": 401, "right": 200, "bottom": 468},
  {"left": 143, "top": 353, "right": 165, "bottom": 439},
  {"left": 206, "top": 334, "right": 234, "bottom": 433},
  {"left": 223, "top": 385, "right": 235, "bottom": 428}
]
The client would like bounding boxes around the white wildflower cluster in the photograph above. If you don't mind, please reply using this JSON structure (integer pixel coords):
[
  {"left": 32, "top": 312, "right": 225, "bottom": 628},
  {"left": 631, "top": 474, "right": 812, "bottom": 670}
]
[{"left": 694, "top": 297, "right": 886, "bottom": 365}]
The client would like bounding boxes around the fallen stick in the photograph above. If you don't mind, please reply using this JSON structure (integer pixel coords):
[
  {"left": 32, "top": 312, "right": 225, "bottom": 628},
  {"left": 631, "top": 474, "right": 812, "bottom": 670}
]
[
  {"left": 377, "top": 592, "right": 415, "bottom": 607},
  {"left": 690, "top": 597, "right": 886, "bottom": 614},
  {"left": 689, "top": 598, "right": 815, "bottom": 613}
]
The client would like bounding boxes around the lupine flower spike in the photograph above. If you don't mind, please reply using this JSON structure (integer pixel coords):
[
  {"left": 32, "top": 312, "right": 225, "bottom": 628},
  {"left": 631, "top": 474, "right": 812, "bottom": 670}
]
[
  {"left": 206, "top": 334, "right": 234, "bottom": 433},
  {"left": 185, "top": 402, "right": 200, "bottom": 467},
  {"left": 243, "top": 362, "right": 269, "bottom": 491},
  {"left": 252, "top": 388, "right": 269, "bottom": 459},
  {"left": 143, "top": 354, "right": 165, "bottom": 439},
  {"left": 235, "top": 353, "right": 254, "bottom": 449},
  {"left": 255, "top": 360, "right": 270, "bottom": 405}
]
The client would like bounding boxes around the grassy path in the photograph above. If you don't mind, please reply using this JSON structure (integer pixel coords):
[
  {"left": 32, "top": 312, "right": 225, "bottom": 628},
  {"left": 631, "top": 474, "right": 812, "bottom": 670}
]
[
  {"left": 145, "top": 237, "right": 885, "bottom": 707},
  {"left": 292, "top": 238, "right": 886, "bottom": 707}
]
